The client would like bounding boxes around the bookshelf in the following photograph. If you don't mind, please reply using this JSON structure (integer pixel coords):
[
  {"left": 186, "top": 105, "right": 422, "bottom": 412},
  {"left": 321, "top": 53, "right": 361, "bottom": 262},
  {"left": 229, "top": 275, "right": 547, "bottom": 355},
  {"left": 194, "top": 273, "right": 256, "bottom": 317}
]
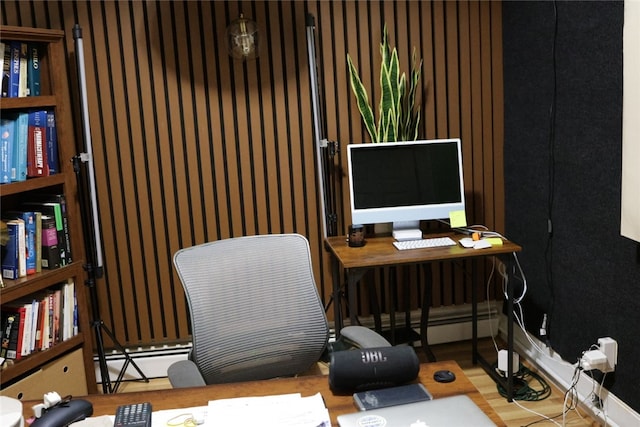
[{"left": 1, "top": 26, "right": 96, "bottom": 398}]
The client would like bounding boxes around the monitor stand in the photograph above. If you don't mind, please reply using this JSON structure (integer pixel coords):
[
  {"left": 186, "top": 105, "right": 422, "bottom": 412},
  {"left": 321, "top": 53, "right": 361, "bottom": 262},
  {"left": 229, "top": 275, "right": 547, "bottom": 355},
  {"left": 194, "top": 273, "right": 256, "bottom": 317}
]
[{"left": 392, "top": 221, "right": 423, "bottom": 241}]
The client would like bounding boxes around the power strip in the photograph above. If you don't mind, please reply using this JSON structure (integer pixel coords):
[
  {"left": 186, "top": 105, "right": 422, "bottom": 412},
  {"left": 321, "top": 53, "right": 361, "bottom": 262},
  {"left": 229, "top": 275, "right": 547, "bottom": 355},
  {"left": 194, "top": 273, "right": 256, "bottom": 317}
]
[{"left": 498, "top": 349, "right": 520, "bottom": 374}]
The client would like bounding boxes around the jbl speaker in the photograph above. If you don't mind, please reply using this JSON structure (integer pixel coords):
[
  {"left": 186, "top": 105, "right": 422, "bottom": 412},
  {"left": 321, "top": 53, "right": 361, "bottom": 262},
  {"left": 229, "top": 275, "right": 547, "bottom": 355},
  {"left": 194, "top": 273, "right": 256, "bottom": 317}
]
[{"left": 328, "top": 346, "right": 420, "bottom": 393}]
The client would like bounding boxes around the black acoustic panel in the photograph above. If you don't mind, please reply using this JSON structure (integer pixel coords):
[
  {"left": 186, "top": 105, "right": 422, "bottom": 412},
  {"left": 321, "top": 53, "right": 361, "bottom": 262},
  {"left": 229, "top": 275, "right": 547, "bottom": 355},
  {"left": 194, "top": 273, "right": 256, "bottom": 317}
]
[{"left": 504, "top": 0, "right": 640, "bottom": 414}]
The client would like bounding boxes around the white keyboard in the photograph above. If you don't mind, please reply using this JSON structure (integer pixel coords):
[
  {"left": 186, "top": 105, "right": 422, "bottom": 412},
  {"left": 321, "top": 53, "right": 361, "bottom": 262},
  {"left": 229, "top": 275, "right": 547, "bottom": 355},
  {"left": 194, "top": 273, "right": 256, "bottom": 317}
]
[{"left": 393, "top": 237, "right": 457, "bottom": 251}]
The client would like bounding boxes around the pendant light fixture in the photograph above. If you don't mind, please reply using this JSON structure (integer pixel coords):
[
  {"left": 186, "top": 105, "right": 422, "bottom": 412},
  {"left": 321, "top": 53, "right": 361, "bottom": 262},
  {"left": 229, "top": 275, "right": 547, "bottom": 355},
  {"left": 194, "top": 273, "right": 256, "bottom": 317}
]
[{"left": 225, "top": 13, "right": 260, "bottom": 61}]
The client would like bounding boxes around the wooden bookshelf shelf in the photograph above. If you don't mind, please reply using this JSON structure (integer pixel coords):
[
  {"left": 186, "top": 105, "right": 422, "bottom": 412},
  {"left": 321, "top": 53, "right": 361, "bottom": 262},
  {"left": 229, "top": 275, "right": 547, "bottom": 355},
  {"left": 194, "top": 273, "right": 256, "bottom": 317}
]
[{"left": 1, "top": 25, "right": 96, "bottom": 398}]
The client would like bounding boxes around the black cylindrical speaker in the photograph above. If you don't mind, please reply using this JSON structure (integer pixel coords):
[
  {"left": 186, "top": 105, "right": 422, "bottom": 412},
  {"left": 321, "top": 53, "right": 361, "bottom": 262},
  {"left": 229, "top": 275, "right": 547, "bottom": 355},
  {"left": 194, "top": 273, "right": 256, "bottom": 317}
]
[{"left": 328, "top": 346, "right": 420, "bottom": 393}]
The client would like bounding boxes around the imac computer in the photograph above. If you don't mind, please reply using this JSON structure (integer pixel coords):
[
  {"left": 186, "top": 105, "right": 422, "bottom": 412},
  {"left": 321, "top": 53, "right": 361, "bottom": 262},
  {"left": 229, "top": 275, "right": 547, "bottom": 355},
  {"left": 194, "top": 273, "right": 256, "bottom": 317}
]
[{"left": 347, "top": 138, "right": 466, "bottom": 240}]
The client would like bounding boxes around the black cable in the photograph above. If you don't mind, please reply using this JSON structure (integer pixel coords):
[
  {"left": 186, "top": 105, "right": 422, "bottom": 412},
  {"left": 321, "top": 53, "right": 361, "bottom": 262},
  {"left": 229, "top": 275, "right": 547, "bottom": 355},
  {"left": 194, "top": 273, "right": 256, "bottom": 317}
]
[{"left": 494, "top": 363, "right": 552, "bottom": 402}]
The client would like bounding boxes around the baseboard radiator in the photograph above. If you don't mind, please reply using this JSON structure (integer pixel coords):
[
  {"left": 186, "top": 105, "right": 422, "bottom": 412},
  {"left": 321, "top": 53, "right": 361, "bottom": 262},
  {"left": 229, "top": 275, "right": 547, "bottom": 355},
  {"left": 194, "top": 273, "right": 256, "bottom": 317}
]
[{"left": 95, "top": 302, "right": 501, "bottom": 382}]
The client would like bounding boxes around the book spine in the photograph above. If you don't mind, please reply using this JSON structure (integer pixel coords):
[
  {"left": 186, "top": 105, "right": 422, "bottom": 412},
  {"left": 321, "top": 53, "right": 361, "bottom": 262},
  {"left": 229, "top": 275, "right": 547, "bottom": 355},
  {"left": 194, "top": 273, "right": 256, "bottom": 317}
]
[
  {"left": 17, "top": 42, "right": 28, "bottom": 97},
  {"left": 0, "top": 313, "right": 14, "bottom": 359},
  {"left": 55, "top": 195, "right": 72, "bottom": 264},
  {"left": 13, "top": 112, "right": 29, "bottom": 182},
  {"left": 21, "top": 303, "right": 32, "bottom": 356},
  {"left": 21, "top": 212, "right": 37, "bottom": 275},
  {"left": 35, "top": 212, "right": 42, "bottom": 273},
  {"left": 1, "top": 220, "right": 23, "bottom": 279},
  {"left": 8, "top": 42, "right": 20, "bottom": 98},
  {"left": 46, "top": 111, "right": 59, "bottom": 174},
  {"left": 27, "top": 110, "right": 49, "bottom": 177},
  {"left": 41, "top": 215, "right": 61, "bottom": 269},
  {"left": 1, "top": 308, "right": 25, "bottom": 360},
  {"left": 17, "top": 219, "right": 26, "bottom": 278},
  {"left": 0, "top": 42, "right": 6, "bottom": 97},
  {"left": 27, "top": 43, "right": 41, "bottom": 96},
  {"left": 0, "top": 116, "right": 14, "bottom": 183}
]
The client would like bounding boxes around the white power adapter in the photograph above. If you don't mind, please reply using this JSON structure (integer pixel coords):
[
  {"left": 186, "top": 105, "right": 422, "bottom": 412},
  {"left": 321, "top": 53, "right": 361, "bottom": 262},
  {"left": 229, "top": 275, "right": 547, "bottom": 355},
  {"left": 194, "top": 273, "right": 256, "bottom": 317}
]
[{"left": 498, "top": 349, "right": 519, "bottom": 375}]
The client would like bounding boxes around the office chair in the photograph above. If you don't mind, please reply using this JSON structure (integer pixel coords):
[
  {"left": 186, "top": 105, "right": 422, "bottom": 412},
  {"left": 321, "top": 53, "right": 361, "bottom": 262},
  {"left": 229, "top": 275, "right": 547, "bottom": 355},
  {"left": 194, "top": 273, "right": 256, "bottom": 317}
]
[{"left": 167, "top": 233, "right": 391, "bottom": 388}]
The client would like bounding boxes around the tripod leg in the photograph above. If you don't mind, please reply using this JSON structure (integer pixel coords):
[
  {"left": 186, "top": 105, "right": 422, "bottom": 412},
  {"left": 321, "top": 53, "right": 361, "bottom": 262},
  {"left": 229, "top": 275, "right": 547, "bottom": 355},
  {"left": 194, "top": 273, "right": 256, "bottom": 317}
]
[
  {"left": 92, "top": 320, "right": 112, "bottom": 394},
  {"left": 97, "top": 321, "right": 149, "bottom": 393}
]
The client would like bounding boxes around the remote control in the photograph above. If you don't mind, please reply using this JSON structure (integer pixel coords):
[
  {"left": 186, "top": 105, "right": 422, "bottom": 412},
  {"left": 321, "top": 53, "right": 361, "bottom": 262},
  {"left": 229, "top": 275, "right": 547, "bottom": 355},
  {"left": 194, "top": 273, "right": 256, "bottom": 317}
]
[{"left": 113, "top": 402, "right": 152, "bottom": 427}]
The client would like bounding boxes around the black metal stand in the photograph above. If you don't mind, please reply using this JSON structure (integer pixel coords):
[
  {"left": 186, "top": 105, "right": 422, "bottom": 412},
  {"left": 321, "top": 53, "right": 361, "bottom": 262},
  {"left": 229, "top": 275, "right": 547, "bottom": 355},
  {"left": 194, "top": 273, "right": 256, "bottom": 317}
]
[{"left": 72, "top": 24, "right": 147, "bottom": 394}]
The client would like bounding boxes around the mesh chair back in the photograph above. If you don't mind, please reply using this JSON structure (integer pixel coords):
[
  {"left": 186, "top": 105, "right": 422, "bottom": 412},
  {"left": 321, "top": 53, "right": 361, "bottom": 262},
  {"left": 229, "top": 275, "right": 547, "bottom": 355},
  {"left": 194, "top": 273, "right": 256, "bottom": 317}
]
[{"left": 173, "top": 233, "right": 329, "bottom": 384}]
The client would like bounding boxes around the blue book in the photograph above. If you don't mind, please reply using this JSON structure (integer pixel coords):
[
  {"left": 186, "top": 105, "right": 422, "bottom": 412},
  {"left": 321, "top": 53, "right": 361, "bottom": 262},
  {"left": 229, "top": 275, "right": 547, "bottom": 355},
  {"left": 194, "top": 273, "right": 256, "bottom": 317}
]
[
  {"left": 1, "top": 219, "right": 24, "bottom": 280},
  {"left": 12, "top": 112, "right": 28, "bottom": 182},
  {"left": 0, "top": 117, "right": 15, "bottom": 183},
  {"left": 46, "top": 111, "right": 58, "bottom": 174},
  {"left": 27, "top": 43, "right": 41, "bottom": 96},
  {"left": 5, "top": 211, "right": 36, "bottom": 275},
  {"left": 7, "top": 42, "right": 20, "bottom": 98}
]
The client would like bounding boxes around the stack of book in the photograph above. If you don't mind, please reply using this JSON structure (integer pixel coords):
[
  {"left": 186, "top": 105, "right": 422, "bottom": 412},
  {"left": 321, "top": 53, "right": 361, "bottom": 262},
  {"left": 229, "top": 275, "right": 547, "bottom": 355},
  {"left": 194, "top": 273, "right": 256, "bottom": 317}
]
[
  {"left": 1, "top": 194, "right": 72, "bottom": 280},
  {"left": 0, "top": 110, "right": 59, "bottom": 183},
  {"left": 0, "top": 279, "right": 78, "bottom": 361},
  {"left": 1, "top": 41, "right": 41, "bottom": 98}
]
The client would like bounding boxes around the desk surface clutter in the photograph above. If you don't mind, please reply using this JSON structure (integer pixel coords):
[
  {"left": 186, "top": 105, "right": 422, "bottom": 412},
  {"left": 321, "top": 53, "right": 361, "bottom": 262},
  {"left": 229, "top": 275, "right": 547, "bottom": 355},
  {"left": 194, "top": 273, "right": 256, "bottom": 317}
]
[{"left": 23, "top": 360, "right": 505, "bottom": 426}]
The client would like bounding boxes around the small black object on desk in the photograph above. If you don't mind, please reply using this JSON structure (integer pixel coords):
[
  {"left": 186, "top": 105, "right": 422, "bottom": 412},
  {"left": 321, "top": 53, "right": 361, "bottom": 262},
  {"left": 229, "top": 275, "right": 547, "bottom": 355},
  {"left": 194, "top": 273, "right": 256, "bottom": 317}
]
[{"left": 433, "top": 369, "right": 456, "bottom": 383}]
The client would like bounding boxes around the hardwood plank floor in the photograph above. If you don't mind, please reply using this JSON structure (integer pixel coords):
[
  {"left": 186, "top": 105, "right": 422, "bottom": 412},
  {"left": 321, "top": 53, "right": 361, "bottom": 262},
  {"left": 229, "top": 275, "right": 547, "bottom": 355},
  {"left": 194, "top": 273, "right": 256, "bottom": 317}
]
[{"left": 106, "top": 338, "right": 600, "bottom": 426}]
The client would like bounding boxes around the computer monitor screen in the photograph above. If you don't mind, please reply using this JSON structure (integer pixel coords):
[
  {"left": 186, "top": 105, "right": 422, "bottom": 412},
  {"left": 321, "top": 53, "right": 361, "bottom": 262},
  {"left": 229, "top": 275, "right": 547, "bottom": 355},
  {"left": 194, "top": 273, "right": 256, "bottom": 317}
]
[{"left": 347, "top": 138, "right": 465, "bottom": 229}]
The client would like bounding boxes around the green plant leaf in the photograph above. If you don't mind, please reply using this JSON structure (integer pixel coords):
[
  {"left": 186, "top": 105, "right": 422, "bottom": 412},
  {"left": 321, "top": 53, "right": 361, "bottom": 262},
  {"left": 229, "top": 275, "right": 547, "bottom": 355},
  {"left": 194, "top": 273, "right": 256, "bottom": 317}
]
[
  {"left": 347, "top": 55, "right": 378, "bottom": 143},
  {"left": 347, "top": 23, "right": 424, "bottom": 143}
]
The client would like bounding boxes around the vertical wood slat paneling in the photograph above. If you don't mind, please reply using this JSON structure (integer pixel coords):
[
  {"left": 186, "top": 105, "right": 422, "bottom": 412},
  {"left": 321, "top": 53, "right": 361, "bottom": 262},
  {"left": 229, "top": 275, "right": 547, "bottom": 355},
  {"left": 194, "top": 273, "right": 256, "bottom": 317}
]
[{"left": 2, "top": 0, "right": 505, "bottom": 349}]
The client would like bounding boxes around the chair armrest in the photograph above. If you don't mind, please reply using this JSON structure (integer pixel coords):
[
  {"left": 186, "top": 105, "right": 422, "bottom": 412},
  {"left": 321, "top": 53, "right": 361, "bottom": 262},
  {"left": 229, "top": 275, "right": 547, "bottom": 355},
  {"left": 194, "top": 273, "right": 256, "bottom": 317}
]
[
  {"left": 340, "top": 325, "right": 391, "bottom": 348},
  {"left": 167, "top": 360, "right": 207, "bottom": 388}
]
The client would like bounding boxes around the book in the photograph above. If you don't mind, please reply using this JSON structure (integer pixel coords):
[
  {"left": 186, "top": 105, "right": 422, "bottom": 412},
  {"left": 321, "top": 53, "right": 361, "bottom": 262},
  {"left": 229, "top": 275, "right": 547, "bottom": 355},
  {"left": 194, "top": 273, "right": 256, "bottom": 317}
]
[
  {"left": 0, "top": 42, "right": 6, "bottom": 98},
  {"left": 0, "top": 116, "right": 14, "bottom": 184},
  {"left": 21, "top": 301, "right": 33, "bottom": 356},
  {"left": 27, "top": 109, "right": 49, "bottom": 177},
  {"left": 17, "top": 42, "right": 28, "bottom": 97},
  {"left": 35, "top": 211, "right": 42, "bottom": 273},
  {"left": 0, "top": 306, "right": 25, "bottom": 359},
  {"left": 22, "top": 200, "right": 68, "bottom": 266},
  {"left": 12, "top": 112, "right": 28, "bottom": 182},
  {"left": 46, "top": 111, "right": 59, "bottom": 174},
  {"left": 30, "top": 194, "right": 72, "bottom": 264},
  {"left": 1, "top": 219, "right": 25, "bottom": 279},
  {"left": 1, "top": 312, "right": 15, "bottom": 359},
  {"left": 5, "top": 211, "right": 37, "bottom": 275},
  {"left": 27, "top": 43, "right": 41, "bottom": 96},
  {"left": 41, "top": 214, "right": 60, "bottom": 269},
  {"left": 7, "top": 42, "right": 20, "bottom": 98}
]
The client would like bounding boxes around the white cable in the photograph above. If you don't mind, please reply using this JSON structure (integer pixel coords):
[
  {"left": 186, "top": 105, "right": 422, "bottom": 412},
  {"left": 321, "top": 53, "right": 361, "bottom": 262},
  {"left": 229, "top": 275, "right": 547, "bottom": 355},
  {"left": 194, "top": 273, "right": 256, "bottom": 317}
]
[{"left": 512, "top": 399, "right": 563, "bottom": 427}]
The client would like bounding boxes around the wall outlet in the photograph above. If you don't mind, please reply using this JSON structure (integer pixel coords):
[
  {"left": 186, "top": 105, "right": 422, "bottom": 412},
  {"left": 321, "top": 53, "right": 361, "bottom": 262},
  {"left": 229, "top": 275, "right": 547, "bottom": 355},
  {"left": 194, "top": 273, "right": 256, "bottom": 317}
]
[{"left": 597, "top": 337, "right": 617, "bottom": 373}]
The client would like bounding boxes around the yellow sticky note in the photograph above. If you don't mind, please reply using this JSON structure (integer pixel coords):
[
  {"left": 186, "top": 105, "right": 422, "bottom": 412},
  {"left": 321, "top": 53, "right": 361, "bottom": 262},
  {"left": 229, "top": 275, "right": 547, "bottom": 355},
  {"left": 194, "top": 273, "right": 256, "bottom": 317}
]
[
  {"left": 485, "top": 237, "right": 503, "bottom": 246},
  {"left": 449, "top": 210, "right": 467, "bottom": 228}
]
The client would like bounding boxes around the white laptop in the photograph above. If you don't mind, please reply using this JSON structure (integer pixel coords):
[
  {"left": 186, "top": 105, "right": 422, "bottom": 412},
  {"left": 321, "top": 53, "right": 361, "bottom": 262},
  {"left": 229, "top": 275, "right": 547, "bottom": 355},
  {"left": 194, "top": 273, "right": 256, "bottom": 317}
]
[{"left": 337, "top": 394, "right": 497, "bottom": 427}]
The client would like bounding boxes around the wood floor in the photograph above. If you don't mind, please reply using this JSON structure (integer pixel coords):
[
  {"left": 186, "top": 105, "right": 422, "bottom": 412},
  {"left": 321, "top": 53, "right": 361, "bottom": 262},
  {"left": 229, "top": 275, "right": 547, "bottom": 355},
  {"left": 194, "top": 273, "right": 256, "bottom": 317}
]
[{"left": 108, "top": 338, "right": 600, "bottom": 426}]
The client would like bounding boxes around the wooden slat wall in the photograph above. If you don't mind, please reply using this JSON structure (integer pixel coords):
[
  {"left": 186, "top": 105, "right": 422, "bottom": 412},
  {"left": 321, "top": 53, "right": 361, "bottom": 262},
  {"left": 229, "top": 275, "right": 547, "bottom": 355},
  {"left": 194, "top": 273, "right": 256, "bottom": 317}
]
[{"left": 2, "top": 0, "right": 505, "bottom": 349}]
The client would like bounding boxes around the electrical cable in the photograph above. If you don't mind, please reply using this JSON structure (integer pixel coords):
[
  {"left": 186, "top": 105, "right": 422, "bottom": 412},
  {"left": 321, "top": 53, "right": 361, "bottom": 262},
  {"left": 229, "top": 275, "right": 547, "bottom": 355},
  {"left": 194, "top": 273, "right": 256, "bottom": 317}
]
[{"left": 493, "top": 362, "right": 552, "bottom": 402}]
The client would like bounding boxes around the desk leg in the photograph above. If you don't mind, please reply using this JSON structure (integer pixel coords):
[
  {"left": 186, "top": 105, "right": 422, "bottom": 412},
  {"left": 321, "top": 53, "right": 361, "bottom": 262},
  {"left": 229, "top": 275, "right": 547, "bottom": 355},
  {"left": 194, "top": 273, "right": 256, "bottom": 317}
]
[
  {"left": 331, "top": 255, "right": 343, "bottom": 336},
  {"left": 347, "top": 270, "right": 366, "bottom": 326},
  {"left": 389, "top": 267, "right": 397, "bottom": 344},
  {"left": 506, "top": 255, "right": 515, "bottom": 401},
  {"left": 471, "top": 255, "right": 515, "bottom": 402},
  {"left": 420, "top": 264, "right": 436, "bottom": 362},
  {"left": 472, "top": 260, "right": 478, "bottom": 365},
  {"left": 368, "top": 280, "right": 383, "bottom": 333}
]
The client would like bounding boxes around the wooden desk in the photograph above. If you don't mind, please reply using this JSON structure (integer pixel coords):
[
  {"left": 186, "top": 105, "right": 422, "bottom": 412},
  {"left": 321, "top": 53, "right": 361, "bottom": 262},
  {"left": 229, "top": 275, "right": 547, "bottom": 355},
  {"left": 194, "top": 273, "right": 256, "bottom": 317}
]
[
  {"left": 23, "top": 361, "right": 505, "bottom": 426},
  {"left": 325, "top": 234, "right": 522, "bottom": 400}
]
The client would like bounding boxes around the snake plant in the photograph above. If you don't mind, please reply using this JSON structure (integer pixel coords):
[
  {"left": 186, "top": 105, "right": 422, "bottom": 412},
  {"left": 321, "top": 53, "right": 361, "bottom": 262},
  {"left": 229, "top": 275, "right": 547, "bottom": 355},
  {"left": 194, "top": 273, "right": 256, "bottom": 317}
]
[{"left": 347, "top": 25, "right": 423, "bottom": 143}]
